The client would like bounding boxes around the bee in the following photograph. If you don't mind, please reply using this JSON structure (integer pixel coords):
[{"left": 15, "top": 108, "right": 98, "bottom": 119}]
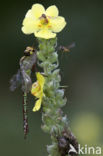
[
  {"left": 10, "top": 46, "right": 37, "bottom": 139},
  {"left": 41, "top": 14, "right": 49, "bottom": 24},
  {"left": 59, "top": 42, "right": 76, "bottom": 53}
]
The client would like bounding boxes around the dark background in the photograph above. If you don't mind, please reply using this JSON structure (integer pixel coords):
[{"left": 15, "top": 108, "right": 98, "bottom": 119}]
[{"left": 0, "top": 0, "right": 103, "bottom": 155}]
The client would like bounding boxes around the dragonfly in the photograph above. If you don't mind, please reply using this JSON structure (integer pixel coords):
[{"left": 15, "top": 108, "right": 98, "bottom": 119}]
[{"left": 10, "top": 46, "right": 37, "bottom": 138}]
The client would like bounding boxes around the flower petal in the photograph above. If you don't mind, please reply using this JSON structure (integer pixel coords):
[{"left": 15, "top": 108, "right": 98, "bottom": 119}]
[
  {"left": 31, "top": 4, "right": 45, "bottom": 18},
  {"left": 33, "top": 98, "right": 42, "bottom": 112},
  {"left": 50, "top": 16, "right": 66, "bottom": 33},
  {"left": 25, "top": 9, "right": 34, "bottom": 19},
  {"left": 22, "top": 18, "right": 40, "bottom": 34},
  {"left": 36, "top": 72, "right": 45, "bottom": 89},
  {"left": 46, "top": 5, "right": 59, "bottom": 17},
  {"left": 35, "top": 29, "right": 56, "bottom": 39}
]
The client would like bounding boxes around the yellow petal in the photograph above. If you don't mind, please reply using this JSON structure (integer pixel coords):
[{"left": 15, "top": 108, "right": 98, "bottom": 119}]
[
  {"left": 46, "top": 5, "right": 59, "bottom": 17},
  {"left": 31, "top": 82, "right": 41, "bottom": 98},
  {"left": 31, "top": 4, "right": 45, "bottom": 18},
  {"left": 22, "top": 18, "right": 39, "bottom": 34},
  {"left": 50, "top": 16, "right": 66, "bottom": 33},
  {"left": 33, "top": 98, "right": 42, "bottom": 112},
  {"left": 35, "top": 29, "right": 56, "bottom": 39},
  {"left": 36, "top": 72, "right": 45, "bottom": 89},
  {"left": 25, "top": 9, "right": 34, "bottom": 19}
]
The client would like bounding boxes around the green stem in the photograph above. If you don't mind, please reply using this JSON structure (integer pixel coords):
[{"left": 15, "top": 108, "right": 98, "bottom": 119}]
[{"left": 37, "top": 38, "right": 78, "bottom": 156}]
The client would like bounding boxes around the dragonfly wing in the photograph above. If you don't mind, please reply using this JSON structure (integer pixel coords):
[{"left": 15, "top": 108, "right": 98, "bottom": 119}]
[
  {"left": 10, "top": 69, "right": 22, "bottom": 91},
  {"left": 21, "top": 70, "right": 32, "bottom": 93}
]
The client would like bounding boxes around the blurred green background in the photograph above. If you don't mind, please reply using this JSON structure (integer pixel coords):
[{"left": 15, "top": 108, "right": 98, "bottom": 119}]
[{"left": 0, "top": 0, "right": 103, "bottom": 155}]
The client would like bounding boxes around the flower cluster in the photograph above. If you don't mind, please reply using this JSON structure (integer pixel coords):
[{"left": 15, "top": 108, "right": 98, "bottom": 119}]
[{"left": 22, "top": 4, "right": 66, "bottom": 39}]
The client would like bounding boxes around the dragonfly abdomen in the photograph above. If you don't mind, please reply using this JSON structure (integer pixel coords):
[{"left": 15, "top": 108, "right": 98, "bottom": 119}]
[{"left": 23, "top": 92, "right": 29, "bottom": 138}]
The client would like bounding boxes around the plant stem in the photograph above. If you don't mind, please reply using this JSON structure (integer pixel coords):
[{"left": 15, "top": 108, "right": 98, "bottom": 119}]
[{"left": 37, "top": 38, "right": 78, "bottom": 156}]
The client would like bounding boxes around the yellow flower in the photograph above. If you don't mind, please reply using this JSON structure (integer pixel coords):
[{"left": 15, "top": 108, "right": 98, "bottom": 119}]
[
  {"left": 31, "top": 72, "right": 45, "bottom": 112},
  {"left": 22, "top": 3, "right": 66, "bottom": 39}
]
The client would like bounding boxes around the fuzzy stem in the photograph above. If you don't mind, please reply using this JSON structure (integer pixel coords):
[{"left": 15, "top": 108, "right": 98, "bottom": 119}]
[{"left": 37, "top": 38, "right": 78, "bottom": 156}]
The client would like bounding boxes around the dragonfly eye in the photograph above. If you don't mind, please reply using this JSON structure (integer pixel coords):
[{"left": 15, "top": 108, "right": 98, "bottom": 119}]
[
  {"left": 24, "top": 46, "right": 35, "bottom": 56},
  {"left": 24, "top": 51, "right": 31, "bottom": 56}
]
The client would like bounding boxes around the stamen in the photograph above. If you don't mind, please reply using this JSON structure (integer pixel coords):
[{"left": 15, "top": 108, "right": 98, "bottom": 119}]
[
  {"left": 38, "top": 24, "right": 42, "bottom": 27},
  {"left": 48, "top": 25, "right": 52, "bottom": 28}
]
